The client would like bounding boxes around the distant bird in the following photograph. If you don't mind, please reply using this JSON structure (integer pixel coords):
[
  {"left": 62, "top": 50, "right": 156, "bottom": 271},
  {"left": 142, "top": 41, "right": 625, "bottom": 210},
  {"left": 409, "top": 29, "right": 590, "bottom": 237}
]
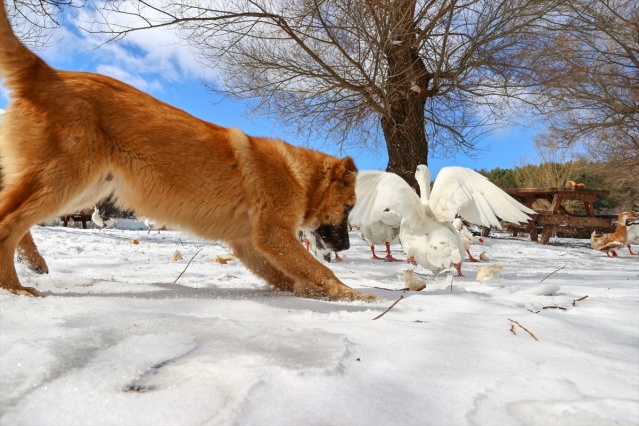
[
  {"left": 565, "top": 180, "right": 586, "bottom": 188},
  {"left": 136, "top": 216, "right": 165, "bottom": 234},
  {"left": 625, "top": 219, "right": 639, "bottom": 255},
  {"left": 91, "top": 205, "right": 116, "bottom": 230},
  {"left": 590, "top": 212, "right": 637, "bottom": 257},
  {"left": 453, "top": 217, "right": 484, "bottom": 262},
  {"left": 351, "top": 165, "right": 534, "bottom": 276}
]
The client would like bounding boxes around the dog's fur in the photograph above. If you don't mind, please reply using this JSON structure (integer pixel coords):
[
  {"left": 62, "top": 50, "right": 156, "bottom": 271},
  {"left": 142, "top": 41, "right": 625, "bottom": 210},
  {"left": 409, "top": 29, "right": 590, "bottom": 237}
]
[
  {"left": 0, "top": 138, "right": 48, "bottom": 275},
  {"left": 0, "top": 0, "right": 376, "bottom": 301}
]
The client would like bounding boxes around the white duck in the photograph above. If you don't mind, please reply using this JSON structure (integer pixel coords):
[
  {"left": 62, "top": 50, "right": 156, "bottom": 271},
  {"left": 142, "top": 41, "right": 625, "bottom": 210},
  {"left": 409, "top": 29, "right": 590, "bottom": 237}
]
[
  {"left": 453, "top": 217, "right": 484, "bottom": 262},
  {"left": 91, "top": 205, "right": 117, "bottom": 230},
  {"left": 352, "top": 165, "right": 535, "bottom": 276}
]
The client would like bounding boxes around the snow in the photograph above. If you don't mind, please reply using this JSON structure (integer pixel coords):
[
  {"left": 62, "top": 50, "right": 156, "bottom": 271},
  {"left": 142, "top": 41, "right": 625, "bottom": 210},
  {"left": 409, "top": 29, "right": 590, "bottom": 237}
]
[{"left": 1, "top": 221, "right": 638, "bottom": 425}]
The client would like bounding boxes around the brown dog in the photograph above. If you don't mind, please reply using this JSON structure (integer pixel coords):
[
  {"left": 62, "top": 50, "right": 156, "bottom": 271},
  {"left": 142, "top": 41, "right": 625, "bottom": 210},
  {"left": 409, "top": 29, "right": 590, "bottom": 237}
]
[{"left": 0, "top": 1, "right": 376, "bottom": 302}]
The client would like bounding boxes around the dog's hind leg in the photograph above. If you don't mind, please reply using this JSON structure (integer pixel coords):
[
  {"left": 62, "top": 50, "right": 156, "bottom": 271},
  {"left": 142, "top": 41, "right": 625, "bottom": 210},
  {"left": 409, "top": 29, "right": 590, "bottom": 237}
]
[
  {"left": 16, "top": 230, "right": 49, "bottom": 274},
  {"left": 0, "top": 233, "right": 41, "bottom": 294},
  {"left": 0, "top": 173, "right": 78, "bottom": 296},
  {"left": 230, "top": 238, "right": 296, "bottom": 293},
  {"left": 0, "top": 179, "right": 47, "bottom": 295}
]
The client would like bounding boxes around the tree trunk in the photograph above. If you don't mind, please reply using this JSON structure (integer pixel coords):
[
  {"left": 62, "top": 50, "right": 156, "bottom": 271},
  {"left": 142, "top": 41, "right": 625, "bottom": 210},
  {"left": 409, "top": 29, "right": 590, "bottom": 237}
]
[
  {"left": 380, "top": 0, "right": 430, "bottom": 192},
  {"left": 380, "top": 96, "right": 427, "bottom": 191}
]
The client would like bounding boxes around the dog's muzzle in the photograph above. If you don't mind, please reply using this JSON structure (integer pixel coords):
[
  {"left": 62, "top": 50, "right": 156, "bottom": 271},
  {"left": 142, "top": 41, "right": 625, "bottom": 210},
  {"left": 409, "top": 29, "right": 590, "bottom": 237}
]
[{"left": 315, "top": 217, "right": 350, "bottom": 252}]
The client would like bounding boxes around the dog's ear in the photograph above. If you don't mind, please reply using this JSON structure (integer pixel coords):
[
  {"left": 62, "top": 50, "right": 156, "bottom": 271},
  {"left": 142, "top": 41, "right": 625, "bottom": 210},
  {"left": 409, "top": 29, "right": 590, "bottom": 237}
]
[{"left": 333, "top": 156, "right": 357, "bottom": 183}]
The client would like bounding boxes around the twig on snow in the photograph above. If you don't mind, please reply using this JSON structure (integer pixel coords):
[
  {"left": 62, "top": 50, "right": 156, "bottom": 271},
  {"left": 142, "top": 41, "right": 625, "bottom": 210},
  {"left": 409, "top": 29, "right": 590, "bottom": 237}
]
[
  {"left": 509, "top": 325, "right": 516, "bottom": 335},
  {"left": 542, "top": 306, "right": 567, "bottom": 311},
  {"left": 373, "top": 295, "right": 404, "bottom": 320},
  {"left": 360, "top": 284, "right": 408, "bottom": 292},
  {"left": 572, "top": 295, "right": 589, "bottom": 306},
  {"left": 173, "top": 247, "right": 204, "bottom": 284},
  {"left": 508, "top": 318, "right": 538, "bottom": 341},
  {"left": 539, "top": 264, "right": 566, "bottom": 283}
]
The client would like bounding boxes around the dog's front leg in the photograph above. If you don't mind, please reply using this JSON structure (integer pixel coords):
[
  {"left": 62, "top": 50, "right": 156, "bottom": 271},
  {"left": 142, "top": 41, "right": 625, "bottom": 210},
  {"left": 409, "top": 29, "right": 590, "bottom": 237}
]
[
  {"left": 248, "top": 229, "right": 377, "bottom": 302},
  {"left": 230, "top": 238, "right": 296, "bottom": 293}
]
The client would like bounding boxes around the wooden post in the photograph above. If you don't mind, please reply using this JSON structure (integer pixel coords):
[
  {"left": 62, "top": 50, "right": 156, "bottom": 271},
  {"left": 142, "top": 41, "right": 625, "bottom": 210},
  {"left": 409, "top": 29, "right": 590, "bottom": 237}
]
[
  {"left": 540, "top": 226, "right": 554, "bottom": 244},
  {"left": 529, "top": 220, "right": 539, "bottom": 242}
]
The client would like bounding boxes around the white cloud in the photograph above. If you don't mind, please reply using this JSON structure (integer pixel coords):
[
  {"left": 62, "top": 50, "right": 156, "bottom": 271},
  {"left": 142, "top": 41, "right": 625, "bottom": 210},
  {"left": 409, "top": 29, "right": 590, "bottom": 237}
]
[
  {"left": 71, "top": 3, "right": 214, "bottom": 83},
  {"left": 11, "top": 3, "right": 219, "bottom": 99}
]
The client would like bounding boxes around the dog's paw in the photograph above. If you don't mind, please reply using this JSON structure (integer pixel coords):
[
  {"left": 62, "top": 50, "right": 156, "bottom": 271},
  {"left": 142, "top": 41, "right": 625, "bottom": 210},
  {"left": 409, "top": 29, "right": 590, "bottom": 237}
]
[
  {"left": 17, "top": 255, "right": 49, "bottom": 274},
  {"left": 336, "top": 287, "right": 379, "bottom": 303},
  {"left": 293, "top": 281, "right": 326, "bottom": 300},
  {"left": 295, "top": 279, "right": 378, "bottom": 302},
  {"left": 28, "top": 263, "right": 49, "bottom": 275},
  {"left": 324, "top": 278, "right": 377, "bottom": 302},
  {"left": 7, "top": 286, "right": 43, "bottom": 297}
]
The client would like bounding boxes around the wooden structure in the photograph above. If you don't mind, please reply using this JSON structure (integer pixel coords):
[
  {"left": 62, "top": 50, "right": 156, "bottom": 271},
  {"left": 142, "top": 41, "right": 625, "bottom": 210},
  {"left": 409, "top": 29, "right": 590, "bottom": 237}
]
[
  {"left": 61, "top": 208, "right": 93, "bottom": 229},
  {"left": 503, "top": 187, "right": 612, "bottom": 244}
]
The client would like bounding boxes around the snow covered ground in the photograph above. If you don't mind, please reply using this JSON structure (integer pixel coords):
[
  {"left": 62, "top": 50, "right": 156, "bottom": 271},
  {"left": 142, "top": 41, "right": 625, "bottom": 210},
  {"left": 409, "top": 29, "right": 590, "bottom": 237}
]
[{"left": 1, "top": 221, "right": 638, "bottom": 426}]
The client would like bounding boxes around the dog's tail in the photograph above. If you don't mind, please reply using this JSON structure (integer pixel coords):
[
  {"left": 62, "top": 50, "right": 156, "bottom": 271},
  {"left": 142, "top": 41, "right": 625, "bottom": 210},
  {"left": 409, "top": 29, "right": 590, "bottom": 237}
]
[{"left": 0, "top": 0, "right": 47, "bottom": 91}]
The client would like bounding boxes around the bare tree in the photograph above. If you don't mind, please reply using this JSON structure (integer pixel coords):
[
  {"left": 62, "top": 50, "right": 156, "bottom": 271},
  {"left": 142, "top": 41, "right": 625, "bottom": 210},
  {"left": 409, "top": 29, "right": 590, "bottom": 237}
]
[
  {"left": 7, "top": 0, "right": 82, "bottom": 49},
  {"left": 532, "top": 0, "right": 639, "bottom": 171},
  {"left": 85, "top": 0, "right": 560, "bottom": 188}
]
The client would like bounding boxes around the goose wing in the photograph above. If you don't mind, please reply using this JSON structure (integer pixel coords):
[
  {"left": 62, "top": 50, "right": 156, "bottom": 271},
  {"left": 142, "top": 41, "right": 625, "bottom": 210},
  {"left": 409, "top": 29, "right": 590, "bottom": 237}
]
[
  {"left": 429, "top": 166, "right": 535, "bottom": 228},
  {"left": 349, "top": 170, "right": 424, "bottom": 227}
]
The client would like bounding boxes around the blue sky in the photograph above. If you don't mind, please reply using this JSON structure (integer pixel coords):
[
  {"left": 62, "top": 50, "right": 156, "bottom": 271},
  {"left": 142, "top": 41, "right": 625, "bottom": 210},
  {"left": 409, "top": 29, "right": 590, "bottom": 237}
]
[{"left": 0, "top": 9, "right": 541, "bottom": 178}]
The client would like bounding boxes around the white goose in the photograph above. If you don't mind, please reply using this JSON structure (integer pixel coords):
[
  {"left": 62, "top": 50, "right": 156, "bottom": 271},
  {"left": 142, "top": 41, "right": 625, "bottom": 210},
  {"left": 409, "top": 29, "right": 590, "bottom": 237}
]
[
  {"left": 349, "top": 171, "right": 404, "bottom": 261},
  {"left": 412, "top": 164, "right": 534, "bottom": 274},
  {"left": 358, "top": 209, "right": 402, "bottom": 261},
  {"left": 352, "top": 165, "right": 535, "bottom": 276}
]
